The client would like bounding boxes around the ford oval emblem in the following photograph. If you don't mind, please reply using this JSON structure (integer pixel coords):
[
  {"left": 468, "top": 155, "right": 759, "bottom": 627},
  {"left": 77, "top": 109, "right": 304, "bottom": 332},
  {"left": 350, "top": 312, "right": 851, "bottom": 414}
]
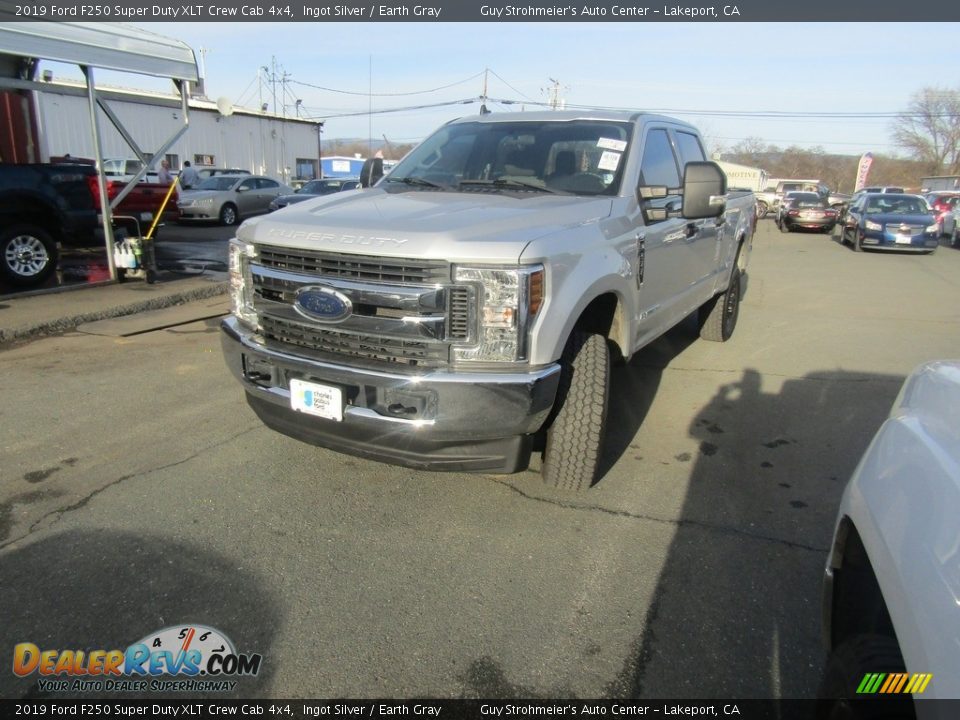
[{"left": 294, "top": 286, "right": 352, "bottom": 322}]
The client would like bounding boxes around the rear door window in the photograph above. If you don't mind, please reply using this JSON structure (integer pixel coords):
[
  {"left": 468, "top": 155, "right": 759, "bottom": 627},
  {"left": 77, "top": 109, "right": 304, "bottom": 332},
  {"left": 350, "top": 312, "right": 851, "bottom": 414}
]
[{"left": 639, "top": 129, "right": 680, "bottom": 188}]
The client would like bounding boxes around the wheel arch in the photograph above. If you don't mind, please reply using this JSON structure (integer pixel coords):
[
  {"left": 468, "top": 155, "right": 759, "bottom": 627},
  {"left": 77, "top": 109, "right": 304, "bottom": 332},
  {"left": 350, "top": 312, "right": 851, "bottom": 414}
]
[
  {"left": 825, "top": 518, "right": 898, "bottom": 652},
  {"left": 0, "top": 196, "right": 67, "bottom": 242},
  {"left": 546, "top": 288, "right": 629, "bottom": 364}
]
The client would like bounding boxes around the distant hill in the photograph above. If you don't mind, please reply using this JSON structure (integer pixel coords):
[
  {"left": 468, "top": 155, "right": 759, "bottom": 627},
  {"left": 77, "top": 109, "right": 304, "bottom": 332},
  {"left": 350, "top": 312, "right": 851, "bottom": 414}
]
[{"left": 720, "top": 148, "right": 931, "bottom": 193}]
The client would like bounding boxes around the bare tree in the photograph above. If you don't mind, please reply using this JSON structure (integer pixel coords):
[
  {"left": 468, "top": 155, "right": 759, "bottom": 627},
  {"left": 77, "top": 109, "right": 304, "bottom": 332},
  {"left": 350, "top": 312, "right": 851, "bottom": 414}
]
[{"left": 891, "top": 87, "right": 960, "bottom": 174}]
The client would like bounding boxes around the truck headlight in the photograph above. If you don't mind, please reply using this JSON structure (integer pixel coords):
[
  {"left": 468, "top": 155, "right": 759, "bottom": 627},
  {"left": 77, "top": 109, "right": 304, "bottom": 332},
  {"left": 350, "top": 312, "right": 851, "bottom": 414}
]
[
  {"left": 452, "top": 265, "right": 544, "bottom": 363},
  {"left": 864, "top": 220, "right": 883, "bottom": 231},
  {"left": 228, "top": 239, "right": 258, "bottom": 330}
]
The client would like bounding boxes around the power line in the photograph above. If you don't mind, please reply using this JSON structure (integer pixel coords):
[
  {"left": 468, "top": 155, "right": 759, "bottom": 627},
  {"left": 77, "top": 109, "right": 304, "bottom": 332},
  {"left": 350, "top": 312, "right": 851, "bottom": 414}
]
[
  {"left": 307, "top": 97, "right": 478, "bottom": 120},
  {"left": 291, "top": 72, "right": 485, "bottom": 97}
]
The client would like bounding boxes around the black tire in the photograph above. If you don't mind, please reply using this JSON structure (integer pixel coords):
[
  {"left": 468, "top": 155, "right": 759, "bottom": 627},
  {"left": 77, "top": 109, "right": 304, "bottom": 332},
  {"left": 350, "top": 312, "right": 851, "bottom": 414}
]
[
  {"left": 853, "top": 232, "right": 862, "bottom": 252},
  {"left": 0, "top": 224, "right": 58, "bottom": 287},
  {"left": 219, "top": 203, "right": 239, "bottom": 226},
  {"left": 541, "top": 331, "right": 610, "bottom": 492},
  {"left": 699, "top": 266, "right": 741, "bottom": 342},
  {"left": 756, "top": 201, "right": 768, "bottom": 218},
  {"left": 837, "top": 226, "right": 847, "bottom": 245},
  {"left": 816, "top": 634, "right": 914, "bottom": 720},
  {"left": 779, "top": 219, "right": 790, "bottom": 233},
  {"left": 952, "top": 227, "right": 959, "bottom": 248}
]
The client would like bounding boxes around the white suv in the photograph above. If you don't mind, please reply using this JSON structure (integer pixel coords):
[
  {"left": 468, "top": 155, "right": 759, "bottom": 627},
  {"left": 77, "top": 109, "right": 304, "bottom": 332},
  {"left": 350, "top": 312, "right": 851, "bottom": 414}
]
[{"left": 819, "top": 361, "right": 960, "bottom": 718}]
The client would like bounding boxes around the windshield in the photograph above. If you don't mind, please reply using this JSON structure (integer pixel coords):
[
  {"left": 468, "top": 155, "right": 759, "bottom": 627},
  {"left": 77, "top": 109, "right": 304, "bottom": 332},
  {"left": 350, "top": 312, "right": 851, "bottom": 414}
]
[
  {"left": 789, "top": 193, "right": 824, "bottom": 208},
  {"left": 197, "top": 177, "right": 240, "bottom": 191},
  {"left": 864, "top": 196, "right": 929, "bottom": 215},
  {"left": 387, "top": 119, "right": 634, "bottom": 196}
]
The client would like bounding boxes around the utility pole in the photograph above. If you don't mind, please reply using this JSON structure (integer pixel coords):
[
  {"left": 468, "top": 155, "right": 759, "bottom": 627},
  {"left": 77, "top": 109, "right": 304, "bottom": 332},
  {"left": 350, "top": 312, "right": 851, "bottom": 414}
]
[
  {"left": 544, "top": 78, "right": 565, "bottom": 110},
  {"left": 261, "top": 57, "right": 291, "bottom": 115}
]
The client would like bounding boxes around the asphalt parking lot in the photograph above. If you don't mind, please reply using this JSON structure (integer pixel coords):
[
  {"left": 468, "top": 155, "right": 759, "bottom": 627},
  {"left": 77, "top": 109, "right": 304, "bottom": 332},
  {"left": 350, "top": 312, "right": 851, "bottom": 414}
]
[
  {"left": 0, "top": 221, "right": 231, "bottom": 297},
  {"left": 0, "top": 220, "right": 958, "bottom": 700}
]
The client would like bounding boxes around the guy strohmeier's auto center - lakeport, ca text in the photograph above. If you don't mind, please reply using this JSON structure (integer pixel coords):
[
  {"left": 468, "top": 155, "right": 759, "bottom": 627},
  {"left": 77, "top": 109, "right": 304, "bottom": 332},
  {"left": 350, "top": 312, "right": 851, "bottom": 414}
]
[{"left": 17, "top": 3, "right": 742, "bottom": 20}]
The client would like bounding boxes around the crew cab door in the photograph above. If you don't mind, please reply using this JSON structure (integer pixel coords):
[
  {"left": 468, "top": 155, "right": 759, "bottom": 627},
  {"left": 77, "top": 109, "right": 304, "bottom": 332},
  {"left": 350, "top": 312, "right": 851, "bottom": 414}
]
[
  {"left": 630, "top": 126, "right": 698, "bottom": 345},
  {"left": 671, "top": 128, "right": 723, "bottom": 297}
]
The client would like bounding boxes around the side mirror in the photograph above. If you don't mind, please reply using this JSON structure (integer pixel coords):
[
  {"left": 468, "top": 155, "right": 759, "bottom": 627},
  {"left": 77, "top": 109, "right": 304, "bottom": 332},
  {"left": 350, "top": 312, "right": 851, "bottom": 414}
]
[
  {"left": 359, "top": 158, "right": 384, "bottom": 188},
  {"left": 236, "top": 186, "right": 249, "bottom": 193},
  {"left": 681, "top": 161, "right": 726, "bottom": 219}
]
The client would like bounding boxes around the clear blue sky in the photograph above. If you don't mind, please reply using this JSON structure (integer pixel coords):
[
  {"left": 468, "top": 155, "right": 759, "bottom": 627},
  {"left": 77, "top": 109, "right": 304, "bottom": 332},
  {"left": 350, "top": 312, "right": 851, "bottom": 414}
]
[{"left": 43, "top": 22, "right": 959, "bottom": 157}]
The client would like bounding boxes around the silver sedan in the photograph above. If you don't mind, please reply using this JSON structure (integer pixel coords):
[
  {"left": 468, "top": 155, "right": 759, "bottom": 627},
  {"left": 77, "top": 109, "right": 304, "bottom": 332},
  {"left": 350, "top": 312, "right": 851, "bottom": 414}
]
[{"left": 178, "top": 175, "right": 293, "bottom": 225}]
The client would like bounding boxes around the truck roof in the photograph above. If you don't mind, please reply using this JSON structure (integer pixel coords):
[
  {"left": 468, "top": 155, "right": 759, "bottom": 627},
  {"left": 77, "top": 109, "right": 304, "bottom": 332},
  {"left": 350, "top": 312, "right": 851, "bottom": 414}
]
[{"left": 446, "top": 109, "right": 700, "bottom": 134}]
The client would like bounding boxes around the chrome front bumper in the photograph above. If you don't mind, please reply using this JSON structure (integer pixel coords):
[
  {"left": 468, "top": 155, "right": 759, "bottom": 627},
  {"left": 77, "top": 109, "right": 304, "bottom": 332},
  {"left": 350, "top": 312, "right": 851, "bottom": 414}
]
[{"left": 221, "top": 316, "right": 561, "bottom": 473}]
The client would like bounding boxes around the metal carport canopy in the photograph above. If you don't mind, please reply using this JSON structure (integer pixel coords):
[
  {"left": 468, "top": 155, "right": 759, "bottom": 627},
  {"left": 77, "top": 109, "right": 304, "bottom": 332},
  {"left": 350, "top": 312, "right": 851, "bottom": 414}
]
[
  {"left": 0, "top": 22, "right": 198, "bottom": 82},
  {"left": 0, "top": 22, "right": 198, "bottom": 283}
]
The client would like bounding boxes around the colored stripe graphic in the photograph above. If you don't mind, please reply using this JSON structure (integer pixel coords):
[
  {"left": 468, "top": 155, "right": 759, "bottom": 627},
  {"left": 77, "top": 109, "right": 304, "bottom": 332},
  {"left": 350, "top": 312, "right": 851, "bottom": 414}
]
[{"left": 858, "top": 672, "right": 932, "bottom": 694}]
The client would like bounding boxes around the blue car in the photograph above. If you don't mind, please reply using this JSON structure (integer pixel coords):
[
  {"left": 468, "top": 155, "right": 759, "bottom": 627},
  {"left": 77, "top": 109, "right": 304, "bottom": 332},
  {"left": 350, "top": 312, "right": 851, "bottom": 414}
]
[{"left": 839, "top": 193, "right": 939, "bottom": 253}]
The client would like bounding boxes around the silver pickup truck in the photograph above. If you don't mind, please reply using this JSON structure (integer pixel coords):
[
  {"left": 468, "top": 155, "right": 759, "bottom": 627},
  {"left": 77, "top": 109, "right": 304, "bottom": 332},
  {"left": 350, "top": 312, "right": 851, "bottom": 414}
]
[{"left": 221, "top": 111, "right": 756, "bottom": 491}]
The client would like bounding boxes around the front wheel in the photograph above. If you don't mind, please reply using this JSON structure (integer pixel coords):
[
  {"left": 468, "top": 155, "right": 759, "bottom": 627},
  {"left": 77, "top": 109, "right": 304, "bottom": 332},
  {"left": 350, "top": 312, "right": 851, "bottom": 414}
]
[
  {"left": 756, "top": 201, "right": 768, "bottom": 218},
  {"left": 853, "top": 232, "right": 862, "bottom": 252},
  {"left": 1, "top": 224, "right": 58, "bottom": 287},
  {"left": 816, "top": 634, "right": 911, "bottom": 720},
  {"left": 779, "top": 219, "right": 790, "bottom": 233},
  {"left": 699, "top": 266, "right": 741, "bottom": 342},
  {"left": 219, "top": 203, "right": 239, "bottom": 226},
  {"left": 541, "top": 331, "right": 611, "bottom": 492}
]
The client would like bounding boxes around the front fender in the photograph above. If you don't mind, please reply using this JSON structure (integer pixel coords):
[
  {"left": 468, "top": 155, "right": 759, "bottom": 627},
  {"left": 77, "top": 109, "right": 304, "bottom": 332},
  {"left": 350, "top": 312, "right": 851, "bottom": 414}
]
[{"left": 521, "top": 226, "right": 636, "bottom": 365}]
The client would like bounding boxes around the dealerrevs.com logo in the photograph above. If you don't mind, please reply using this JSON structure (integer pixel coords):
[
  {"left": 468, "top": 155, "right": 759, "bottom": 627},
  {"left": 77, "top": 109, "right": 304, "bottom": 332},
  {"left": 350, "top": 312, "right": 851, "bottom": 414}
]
[{"left": 12, "top": 624, "right": 262, "bottom": 693}]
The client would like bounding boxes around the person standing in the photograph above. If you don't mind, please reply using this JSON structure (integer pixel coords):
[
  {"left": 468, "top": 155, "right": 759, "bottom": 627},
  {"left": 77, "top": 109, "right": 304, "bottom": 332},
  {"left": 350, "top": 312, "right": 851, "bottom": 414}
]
[
  {"left": 179, "top": 160, "right": 199, "bottom": 189},
  {"left": 158, "top": 159, "right": 173, "bottom": 185}
]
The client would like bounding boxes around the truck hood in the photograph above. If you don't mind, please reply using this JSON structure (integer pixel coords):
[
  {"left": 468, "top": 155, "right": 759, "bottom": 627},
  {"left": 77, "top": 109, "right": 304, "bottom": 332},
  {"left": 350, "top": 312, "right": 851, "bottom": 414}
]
[{"left": 238, "top": 188, "right": 613, "bottom": 263}]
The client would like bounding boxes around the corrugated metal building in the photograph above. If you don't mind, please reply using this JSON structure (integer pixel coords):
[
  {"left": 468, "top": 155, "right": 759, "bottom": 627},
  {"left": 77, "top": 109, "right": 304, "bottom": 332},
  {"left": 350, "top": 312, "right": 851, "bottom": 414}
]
[{"left": 35, "top": 81, "right": 322, "bottom": 184}]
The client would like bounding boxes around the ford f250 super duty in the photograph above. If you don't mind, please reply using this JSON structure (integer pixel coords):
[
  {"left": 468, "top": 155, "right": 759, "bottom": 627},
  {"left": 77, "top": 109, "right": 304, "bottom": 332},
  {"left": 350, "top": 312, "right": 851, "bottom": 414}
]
[{"left": 221, "top": 111, "right": 756, "bottom": 491}]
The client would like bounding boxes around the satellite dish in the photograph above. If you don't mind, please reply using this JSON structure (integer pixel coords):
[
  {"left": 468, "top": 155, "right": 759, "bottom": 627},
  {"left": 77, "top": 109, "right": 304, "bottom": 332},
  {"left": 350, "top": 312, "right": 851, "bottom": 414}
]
[{"left": 216, "top": 96, "right": 234, "bottom": 117}]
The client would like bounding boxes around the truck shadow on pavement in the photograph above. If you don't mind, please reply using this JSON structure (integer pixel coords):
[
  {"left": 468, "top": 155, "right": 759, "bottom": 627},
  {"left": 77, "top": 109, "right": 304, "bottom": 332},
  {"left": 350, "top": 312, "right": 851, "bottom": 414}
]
[
  {"left": 600, "top": 317, "right": 700, "bottom": 480},
  {"left": 608, "top": 366, "right": 906, "bottom": 701},
  {"left": 0, "top": 530, "right": 281, "bottom": 700}
]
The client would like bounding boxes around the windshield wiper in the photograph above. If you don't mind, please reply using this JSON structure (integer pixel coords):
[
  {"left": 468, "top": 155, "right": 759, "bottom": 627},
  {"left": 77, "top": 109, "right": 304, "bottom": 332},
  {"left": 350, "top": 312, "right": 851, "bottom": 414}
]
[
  {"left": 458, "top": 178, "right": 562, "bottom": 194},
  {"left": 385, "top": 176, "right": 448, "bottom": 189}
]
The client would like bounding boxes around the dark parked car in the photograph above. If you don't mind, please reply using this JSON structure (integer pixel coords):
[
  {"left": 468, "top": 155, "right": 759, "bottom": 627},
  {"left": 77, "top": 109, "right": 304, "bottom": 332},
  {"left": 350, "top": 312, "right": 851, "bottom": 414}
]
[
  {"left": 267, "top": 177, "right": 361, "bottom": 211},
  {"left": 838, "top": 193, "right": 939, "bottom": 253},
  {"left": 0, "top": 162, "right": 98, "bottom": 286},
  {"left": 838, "top": 187, "right": 911, "bottom": 227},
  {"left": 777, "top": 191, "right": 838, "bottom": 233}
]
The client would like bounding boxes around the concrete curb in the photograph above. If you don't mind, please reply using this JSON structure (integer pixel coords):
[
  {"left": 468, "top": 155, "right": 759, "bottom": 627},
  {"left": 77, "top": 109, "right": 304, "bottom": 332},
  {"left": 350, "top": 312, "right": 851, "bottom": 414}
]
[{"left": 0, "top": 281, "right": 228, "bottom": 345}]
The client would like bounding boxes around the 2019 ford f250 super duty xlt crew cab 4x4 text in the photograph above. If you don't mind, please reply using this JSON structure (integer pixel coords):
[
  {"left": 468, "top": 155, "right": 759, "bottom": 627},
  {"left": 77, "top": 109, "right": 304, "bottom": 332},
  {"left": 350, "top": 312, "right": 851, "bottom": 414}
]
[{"left": 220, "top": 111, "right": 756, "bottom": 491}]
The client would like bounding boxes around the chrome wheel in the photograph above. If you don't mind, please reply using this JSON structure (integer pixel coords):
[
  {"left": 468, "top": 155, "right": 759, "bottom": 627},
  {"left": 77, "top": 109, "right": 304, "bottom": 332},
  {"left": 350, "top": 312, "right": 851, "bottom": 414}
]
[{"left": 4, "top": 233, "right": 51, "bottom": 279}]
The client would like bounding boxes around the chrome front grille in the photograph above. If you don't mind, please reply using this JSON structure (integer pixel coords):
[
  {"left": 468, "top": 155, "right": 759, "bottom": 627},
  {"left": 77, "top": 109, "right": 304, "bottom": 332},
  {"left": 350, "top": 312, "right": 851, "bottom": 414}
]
[
  {"left": 252, "top": 246, "right": 473, "bottom": 367},
  {"left": 257, "top": 247, "right": 449, "bottom": 284}
]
